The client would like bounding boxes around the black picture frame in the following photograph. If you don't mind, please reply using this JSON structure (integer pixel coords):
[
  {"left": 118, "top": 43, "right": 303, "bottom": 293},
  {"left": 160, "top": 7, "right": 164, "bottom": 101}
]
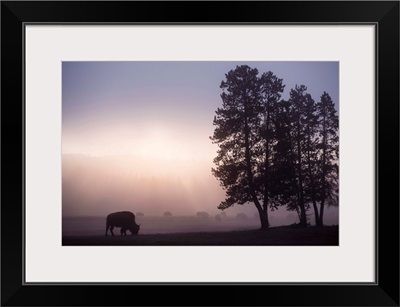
[{"left": 1, "top": 1, "right": 399, "bottom": 306}]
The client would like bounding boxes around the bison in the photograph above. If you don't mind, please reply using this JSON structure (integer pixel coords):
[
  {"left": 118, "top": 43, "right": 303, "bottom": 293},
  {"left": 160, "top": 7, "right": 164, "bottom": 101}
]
[
  {"left": 105, "top": 211, "right": 140, "bottom": 236},
  {"left": 196, "top": 211, "right": 210, "bottom": 219},
  {"left": 236, "top": 213, "right": 248, "bottom": 220}
]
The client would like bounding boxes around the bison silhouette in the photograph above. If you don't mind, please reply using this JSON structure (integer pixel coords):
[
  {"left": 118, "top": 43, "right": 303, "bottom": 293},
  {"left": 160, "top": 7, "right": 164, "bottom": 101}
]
[{"left": 105, "top": 211, "right": 140, "bottom": 236}]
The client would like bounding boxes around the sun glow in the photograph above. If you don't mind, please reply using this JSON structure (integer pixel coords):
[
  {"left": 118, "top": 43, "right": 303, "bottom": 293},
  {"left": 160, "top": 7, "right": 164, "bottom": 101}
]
[
  {"left": 135, "top": 127, "right": 189, "bottom": 161},
  {"left": 63, "top": 120, "right": 216, "bottom": 165}
]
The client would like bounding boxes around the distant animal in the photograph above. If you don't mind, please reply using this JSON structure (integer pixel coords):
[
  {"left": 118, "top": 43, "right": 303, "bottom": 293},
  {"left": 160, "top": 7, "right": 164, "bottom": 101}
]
[
  {"left": 196, "top": 211, "right": 210, "bottom": 219},
  {"left": 236, "top": 213, "right": 248, "bottom": 220},
  {"left": 105, "top": 211, "right": 140, "bottom": 236}
]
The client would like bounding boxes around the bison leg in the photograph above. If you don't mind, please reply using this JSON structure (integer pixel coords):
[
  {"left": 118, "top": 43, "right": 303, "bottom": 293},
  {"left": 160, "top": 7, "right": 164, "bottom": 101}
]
[
  {"left": 110, "top": 226, "right": 115, "bottom": 237},
  {"left": 105, "top": 224, "right": 109, "bottom": 236},
  {"left": 120, "top": 227, "right": 125, "bottom": 236}
]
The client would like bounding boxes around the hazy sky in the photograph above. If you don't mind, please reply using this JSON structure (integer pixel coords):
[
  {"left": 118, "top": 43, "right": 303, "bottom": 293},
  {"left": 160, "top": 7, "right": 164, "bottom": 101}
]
[
  {"left": 62, "top": 61, "right": 338, "bottom": 157},
  {"left": 62, "top": 61, "right": 339, "bottom": 221}
]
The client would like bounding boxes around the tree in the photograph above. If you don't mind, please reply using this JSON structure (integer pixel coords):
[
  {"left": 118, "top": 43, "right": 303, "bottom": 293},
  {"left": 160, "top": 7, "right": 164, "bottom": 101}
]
[
  {"left": 287, "top": 85, "right": 310, "bottom": 227},
  {"left": 210, "top": 65, "right": 269, "bottom": 230},
  {"left": 316, "top": 92, "right": 339, "bottom": 226},
  {"left": 301, "top": 93, "right": 321, "bottom": 226},
  {"left": 273, "top": 90, "right": 338, "bottom": 227},
  {"left": 211, "top": 67, "right": 339, "bottom": 229},
  {"left": 270, "top": 99, "right": 299, "bottom": 218},
  {"left": 257, "top": 71, "right": 285, "bottom": 227}
]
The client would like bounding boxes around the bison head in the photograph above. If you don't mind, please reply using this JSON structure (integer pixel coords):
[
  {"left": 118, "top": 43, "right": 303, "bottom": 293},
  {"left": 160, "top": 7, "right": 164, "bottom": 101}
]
[{"left": 130, "top": 224, "right": 140, "bottom": 235}]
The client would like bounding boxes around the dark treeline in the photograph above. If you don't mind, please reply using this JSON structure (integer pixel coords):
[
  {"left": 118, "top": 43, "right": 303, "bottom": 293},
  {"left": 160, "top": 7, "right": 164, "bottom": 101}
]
[{"left": 210, "top": 65, "right": 338, "bottom": 230}]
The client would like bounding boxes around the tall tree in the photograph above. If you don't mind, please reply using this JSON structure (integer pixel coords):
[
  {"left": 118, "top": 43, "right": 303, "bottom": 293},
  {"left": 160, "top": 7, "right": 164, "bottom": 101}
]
[
  {"left": 287, "top": 85, "right": 309, "bottom": 227},
  {"left": 270, "top": 99, "right": 299, "bottom": 215},
  {"left": 302, "top": 93, "right": 321, "bottom": 226},
  {"left": 211, "top": 65, "right": 269, "bottom": 230},
  {"left": 316, "top": 92, "right": 339, "bottom": 226},
  {"left": 257, "top": 71, "right": 285, "bottom": 227}
]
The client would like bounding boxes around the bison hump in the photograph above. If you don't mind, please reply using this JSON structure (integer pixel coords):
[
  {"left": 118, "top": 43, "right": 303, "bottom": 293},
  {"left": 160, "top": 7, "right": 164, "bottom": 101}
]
[{"left": 107, "top": 211, "right": 136, "bottom": 221}]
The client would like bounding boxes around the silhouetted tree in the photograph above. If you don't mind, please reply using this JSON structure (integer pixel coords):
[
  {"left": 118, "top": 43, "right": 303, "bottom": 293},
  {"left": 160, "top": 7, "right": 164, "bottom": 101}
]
[
  {"left": 211, "top": 65, "right": 268, "bottom": 229},
  {"left": 256, "top": 71, "right": 285, "bottom": 227},
  {"left": 316, "top": 92, "right": 339, "bottom": 226},
  {"left": 211, "top": 67, "right": 339, "bottom": 229},
  {"left": 302, "top": 93, "right": 321, "bottom": 226},
  {"left": 287, "top": 85, "right": 310, "bottom": 227},
  {"left": 270, "top": 99, "right": 299, "bottom": 215}
]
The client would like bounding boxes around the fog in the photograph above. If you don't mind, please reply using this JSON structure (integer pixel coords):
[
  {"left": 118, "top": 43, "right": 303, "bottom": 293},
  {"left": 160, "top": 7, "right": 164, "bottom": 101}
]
[
  {"left": 63, "top": 154, "right": 338, "bottom": 227},
  {"left": 62, "top": 61, "right": 339, "bottom": 230},
  {"left": 63, "top": 153, "right": 224, "bottom": 216}
]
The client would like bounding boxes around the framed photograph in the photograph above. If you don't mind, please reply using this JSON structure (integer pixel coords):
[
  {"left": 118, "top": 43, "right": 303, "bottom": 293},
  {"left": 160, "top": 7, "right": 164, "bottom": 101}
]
[{"left": 1, "top": 1, "right": 399, "bottom": 306}]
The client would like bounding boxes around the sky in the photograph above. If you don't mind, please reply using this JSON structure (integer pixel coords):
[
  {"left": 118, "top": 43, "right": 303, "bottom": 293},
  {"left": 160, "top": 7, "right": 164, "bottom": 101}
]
[{"left": 62, "top": 61, "right": 339, "bottom": 222}]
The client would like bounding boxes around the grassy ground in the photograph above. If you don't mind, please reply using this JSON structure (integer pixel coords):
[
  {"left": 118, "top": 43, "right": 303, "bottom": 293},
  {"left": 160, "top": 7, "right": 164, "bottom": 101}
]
[{"left": 62, "top": 225, "right": 338, "bottom": 246}]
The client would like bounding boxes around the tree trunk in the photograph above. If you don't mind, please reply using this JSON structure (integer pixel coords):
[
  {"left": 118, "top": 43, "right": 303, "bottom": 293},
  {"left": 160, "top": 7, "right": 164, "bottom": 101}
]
[
  {"left": 263, "top": 108, "right": 271, "bottom": 228},
  {"left": 296, "top": 119, "right": 307, "bottom": 227},
  {"left": 244, "top": 115, "right": 267, "bottom": 230},
  {"left": 262, "top": 198, "right": 270, "bottom": 228},
  {"left": 312, "top": 199, "right": 320, "bottom": 227},
  {"left": 319, "top": 116, "right": 327, "bottom": 227},
  {"left": 257, "top": 207, "right": 269, "bottom": 230},
  {"left": 296, "top": 166, "right": 307, "bottom": 226},
  {"left": 262, "top": 193, "right": 270, "bottom": 229},
  {"left": 319, "top": 199, "right": 325, "bottom": 227},
  {"left": 307, "top": 150, "right": 320, "bottom": 226}
]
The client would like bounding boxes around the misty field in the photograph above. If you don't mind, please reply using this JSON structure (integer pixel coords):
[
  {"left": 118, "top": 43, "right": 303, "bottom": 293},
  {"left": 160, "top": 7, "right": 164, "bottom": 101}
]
[{"left": 62, "top": 216, "right": 338, "bottom": 246}]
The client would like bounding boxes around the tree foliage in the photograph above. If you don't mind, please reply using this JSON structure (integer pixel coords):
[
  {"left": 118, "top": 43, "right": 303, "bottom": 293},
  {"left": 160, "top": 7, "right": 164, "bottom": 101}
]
[
  {"left": 211, "top": 65, "right": 269, "bottom": 229},
  {"left": 316, "top": 92, "right": 339, "bottom": 225},
  {"left": 211, "top": 65, "right": 339, "bottom": 229}
]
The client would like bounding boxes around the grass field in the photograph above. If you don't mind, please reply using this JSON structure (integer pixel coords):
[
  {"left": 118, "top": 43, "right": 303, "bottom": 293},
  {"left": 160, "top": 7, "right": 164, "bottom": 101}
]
[{"left": 62, "top": 225, "right": 338, "bottom": 246}]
